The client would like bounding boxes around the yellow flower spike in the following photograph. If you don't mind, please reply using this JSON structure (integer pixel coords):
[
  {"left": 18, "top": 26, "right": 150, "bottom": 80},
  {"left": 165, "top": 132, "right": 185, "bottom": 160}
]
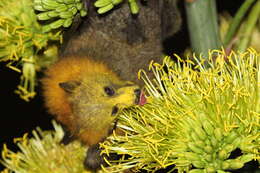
[
  {"left": 174, "top": 54, "right": 184, "bottom": 63},
  {"left": 13, "top": 133, "right": 28, "bottom": 144},
  {"left": 9, "top": 50, "right": 19, "bottom": 61},
  {"left": 137, "top": 69, "right": 143, "bottom": 80},
  {"left": 147, "top": 147, "right": 164, "bottom": 168},
  {"left": 2, "top": 121, "right": 87, "bottom": 172},
  {"left": 0, "top": 0, "right": 61, "bottom": 101},
  {"left": 1, "top": 144, "right": 9, "bottom": 160},
  {"left": 107, "top": 49, "right": 258, "bottom": 172},
  {"left": 1, "top": 49, "right": 259, "bottom": 172},
  {"left": 14, "top": 55, "right": 37, "bottom": 101},
  {"left": 6, "top": 64, "right": 21, "bottom": 73},
  {"left": 12, "top": 26, "right": 25, "bottom": 35}
]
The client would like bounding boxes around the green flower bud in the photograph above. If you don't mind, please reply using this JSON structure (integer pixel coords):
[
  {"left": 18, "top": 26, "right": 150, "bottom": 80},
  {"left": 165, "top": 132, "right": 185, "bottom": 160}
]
[{"left": 214, "top": 128, "right": 223, "bottom": 141}]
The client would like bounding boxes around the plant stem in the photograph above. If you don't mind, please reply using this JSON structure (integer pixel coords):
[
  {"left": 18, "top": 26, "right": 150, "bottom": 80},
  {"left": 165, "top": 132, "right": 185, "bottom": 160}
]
[
  {"left": 237, "top": 0, "right": 260, "bottom": 52},
  {"left": 185, "top": 0, "right": 221, "bottom": 60},
  {"left": 223, "top": 0, "right": 256, "bottom": 46}
]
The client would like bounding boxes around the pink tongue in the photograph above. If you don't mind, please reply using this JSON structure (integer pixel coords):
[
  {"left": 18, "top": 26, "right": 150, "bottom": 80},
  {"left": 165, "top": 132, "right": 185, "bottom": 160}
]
[{"left": 138, "top": 92, "right": 147, "bottom": 106}]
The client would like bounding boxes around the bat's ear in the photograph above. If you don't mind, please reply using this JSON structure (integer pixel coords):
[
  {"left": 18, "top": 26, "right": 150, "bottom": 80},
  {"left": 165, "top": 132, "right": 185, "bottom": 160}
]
[
  {"left": 160, "top": 0, "right": 182, "bottom": 41},
  {"left": 59, "top": 80, "right": 81, "bottom": 93}
]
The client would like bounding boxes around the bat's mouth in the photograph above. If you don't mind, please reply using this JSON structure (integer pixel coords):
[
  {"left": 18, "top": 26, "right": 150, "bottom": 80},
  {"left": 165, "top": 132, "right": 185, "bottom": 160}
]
[{"left": 135, "top": 89, "right": 147, "bottom": 106}]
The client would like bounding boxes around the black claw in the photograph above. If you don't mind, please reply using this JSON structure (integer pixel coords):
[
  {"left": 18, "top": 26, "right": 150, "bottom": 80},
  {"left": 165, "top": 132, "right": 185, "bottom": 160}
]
[
  {"left": 84, "top": 144, "right": 105, "bottom": 171},
  {"left": 84, "top": 143, "right": 127, "bottom": 171}
]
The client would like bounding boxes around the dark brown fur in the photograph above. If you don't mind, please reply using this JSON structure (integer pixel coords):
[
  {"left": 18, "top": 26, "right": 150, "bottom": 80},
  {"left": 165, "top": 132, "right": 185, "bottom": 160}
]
[{"left": 61, "top": 0, "right": 181, "bottom": 85}]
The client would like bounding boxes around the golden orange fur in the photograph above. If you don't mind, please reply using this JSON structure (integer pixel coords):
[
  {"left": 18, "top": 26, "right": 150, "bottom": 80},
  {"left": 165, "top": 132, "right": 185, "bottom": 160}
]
[
  {"left": 42, "top": 58, "right": 115, "bottom": 124},
  {"left": 42, "top": 56, "right": 140, "bottom": 146}
]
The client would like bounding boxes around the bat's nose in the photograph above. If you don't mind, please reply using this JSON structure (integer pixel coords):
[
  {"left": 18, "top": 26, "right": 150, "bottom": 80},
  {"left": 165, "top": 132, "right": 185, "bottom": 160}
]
[{"left": 134, "top": 89, "right": 147, "bottom": 106}]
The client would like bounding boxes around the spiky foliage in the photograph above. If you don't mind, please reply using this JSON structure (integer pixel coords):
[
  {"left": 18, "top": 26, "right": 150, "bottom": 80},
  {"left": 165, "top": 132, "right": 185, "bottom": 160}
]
[
  {"left": 34, "top": 0, "right": 87, "bottom": 32},
  {"left": 101, "top": 48, "right": 260, "bottom": 173},
  {"left": 0, "top": 0, "right": 60, "bottom": 101},
  {"left": 94, "top": 0, "right": 139, "bottom": 14},
  {"left": 34, "top": 0, "right": 140, "bottom": 32}
]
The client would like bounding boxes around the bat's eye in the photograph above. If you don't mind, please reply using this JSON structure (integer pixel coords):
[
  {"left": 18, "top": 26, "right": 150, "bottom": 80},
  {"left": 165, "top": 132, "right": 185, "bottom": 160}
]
[
  {"left": 104, "top": 86, "right": 115, "bottom": 96},
  {"left": 111, "top": 106, "right": 118, "bottom": 115}
]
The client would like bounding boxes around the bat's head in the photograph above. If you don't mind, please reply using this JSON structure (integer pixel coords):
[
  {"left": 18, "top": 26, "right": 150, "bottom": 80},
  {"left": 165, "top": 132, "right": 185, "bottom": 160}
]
[
  {"left": 59, "top": 71, "right": 146, "bottom": 131},
  {"left": 42, "top": 57, "right": 146, "bottom": 145}
]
